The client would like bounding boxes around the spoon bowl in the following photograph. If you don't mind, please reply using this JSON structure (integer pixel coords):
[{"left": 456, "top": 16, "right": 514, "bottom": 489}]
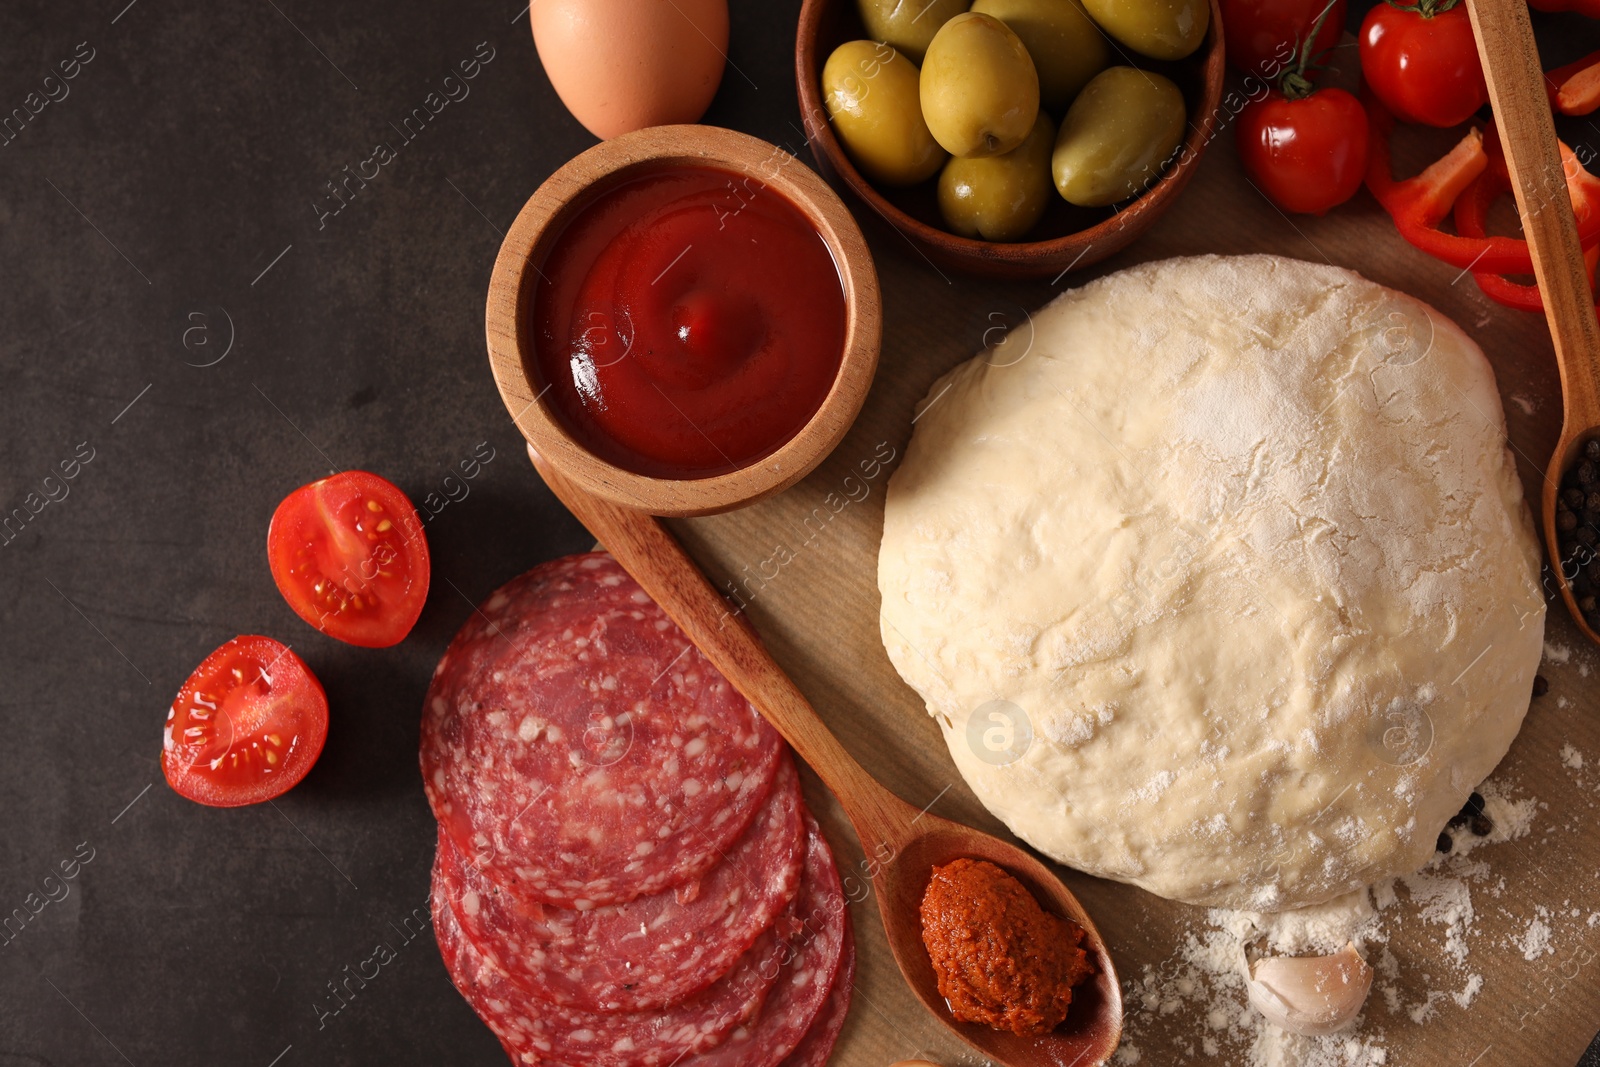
[
  {"left": 1543, "top": 433, "right": 1600, "bottom": 646},
  {"left": 526, "top": 449, "right": 1124, "bottom": 1067},
  {"left": 875, "top": 814, "right": 1123, "bottom": 1066}
]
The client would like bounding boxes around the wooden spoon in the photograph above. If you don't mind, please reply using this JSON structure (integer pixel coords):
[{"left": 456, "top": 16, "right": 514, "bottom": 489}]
[
  {"left": 1467, "top": 0, "right": 1600, "bottom": 646},
  {"left": 531, "top": 448, "right": 1124, "bottom": 1067}
]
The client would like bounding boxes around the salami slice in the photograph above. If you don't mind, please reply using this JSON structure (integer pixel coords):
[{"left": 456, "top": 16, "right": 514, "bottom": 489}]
[
  {"left": 673, "top": 813, "right": 850, "bottom": 1067},
  {"left": 439, "top": 754, "right": 806, "bottom": 1013},
  {"left": 433, "top": 846, "right": 791, "bottom": 1067},
  {"left": 778, "top": 920, "right": 855, "bottom": 1067},
  {"left": 419, "top": 553, "right": 784, "bottom": 908}
]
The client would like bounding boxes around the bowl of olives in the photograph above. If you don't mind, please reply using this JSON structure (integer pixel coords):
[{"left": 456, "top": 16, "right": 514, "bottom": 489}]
[{"left": 796, "top": 0, "right": 1225, "bottom": 278}]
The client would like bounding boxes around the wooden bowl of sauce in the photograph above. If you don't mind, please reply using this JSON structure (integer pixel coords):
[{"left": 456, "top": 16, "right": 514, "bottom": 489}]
[
  {"left": 487, "top": 125, "right": 881, "bottom": 517},
  {"left": 794, "top": 0, "right": 1227, "bottom": 280}
]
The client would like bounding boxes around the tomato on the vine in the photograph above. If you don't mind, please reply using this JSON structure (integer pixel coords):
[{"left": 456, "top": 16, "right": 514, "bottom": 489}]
[
  {"left": 1359, "top": 1, "right": 1488, "bottom": 128},
  {"left": 1235, "top": 0, "right": 1369, "bottom": 216},
  {"left": 268, "top": 470, "right": 430, "bottom": 648},
  {"left": 163, "top": 635, "right": 329, "bottom": 807},
  {"left": 1220, "top": 0, "right": 1346, "bottom": 80},
  {"left": 1239, "top": 87, "right": 1369, "bottom": 215}
]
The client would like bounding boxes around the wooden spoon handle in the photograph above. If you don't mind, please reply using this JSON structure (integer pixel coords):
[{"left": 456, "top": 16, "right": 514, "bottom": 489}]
[
  {"left": 530, "top": 447, "right": 918, "bottom": 850},
  {"left": 1467, "top": 0, "right": 1600, "bottom": 422}
]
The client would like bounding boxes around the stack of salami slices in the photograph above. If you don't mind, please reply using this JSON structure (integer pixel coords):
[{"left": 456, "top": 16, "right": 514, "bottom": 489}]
[{"left": 421, "top": 553, "right": 854, "bottom": 1066}]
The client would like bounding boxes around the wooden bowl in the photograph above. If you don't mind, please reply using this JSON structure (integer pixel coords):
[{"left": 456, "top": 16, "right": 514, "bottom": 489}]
[
  {"left": 486, "top": 125, "right": 882, "bottom": 517},
  {"left": 795, "top": 0, "right": 1227, "bottom": 279}
]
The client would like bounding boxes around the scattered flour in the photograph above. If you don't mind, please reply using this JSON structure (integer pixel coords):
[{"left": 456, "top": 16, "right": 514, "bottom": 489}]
[
  {"left": 1544, "top": 641, "right": 1572, "bottom": 665},
  {"left": 1444, "top": 783, "right": 1538, "bottom": 862},
  {"left": 1516, "top": 907, "right": 1555, "bottom": 961},
  {"left": 1393, "top": 872, "right": 1474, "bottom": 965},
  {"left": 1452, "top": 974, "right": 1483, "bottom": 1009},
  {"left": 1116, "top": 778, "right": 1562, "bottom": 1067},
  {"left": 1121, "top": 889, "right": 1390, "bottom": 1067},
  {"left": 1561, "top": 743, "right": 1585, "bottom": 770}
]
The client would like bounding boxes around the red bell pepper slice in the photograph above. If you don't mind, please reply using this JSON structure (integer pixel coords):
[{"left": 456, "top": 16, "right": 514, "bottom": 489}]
[
  {"left": 1544, "top": 50, "right": 1600, "bottom": 116},
  {"left": 1366, "top": 94, "right": 1506, "bottom": 270},
  {"left": 1452, "top": 124, "right": 1600, "bottom": 312},
  {"left": 1365, "top": 92, "right": 1600, "bottom": 273}
]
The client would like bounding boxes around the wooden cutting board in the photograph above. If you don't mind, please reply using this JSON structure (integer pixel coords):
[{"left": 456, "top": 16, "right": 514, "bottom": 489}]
[{"left": 641, "top": 83, "right": 1600, "bottom": 1067}]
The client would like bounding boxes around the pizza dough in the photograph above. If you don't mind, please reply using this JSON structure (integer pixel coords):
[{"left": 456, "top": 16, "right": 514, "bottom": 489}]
[{"left": 878, "top": 255, "right": 1545, "bottom": 911}]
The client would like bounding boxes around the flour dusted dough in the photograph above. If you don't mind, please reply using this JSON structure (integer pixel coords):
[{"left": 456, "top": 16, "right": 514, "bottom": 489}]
[{"left": 878, "top": 255, "right": 1545, "bottom": 910}]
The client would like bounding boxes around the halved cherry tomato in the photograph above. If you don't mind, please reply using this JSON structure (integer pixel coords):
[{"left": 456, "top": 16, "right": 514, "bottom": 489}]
[
  {"left": 267, "top": 471, "right": 430, "bottom": 648},
  {"left": 163, "top": 635, "right": 328, "bottom": 807},
  {"left": 1359, "top": 1, "right": 1487, "bottom": 128},
  {"left": 1220, "top": 0, "right": 1346, "bottom": 80}
]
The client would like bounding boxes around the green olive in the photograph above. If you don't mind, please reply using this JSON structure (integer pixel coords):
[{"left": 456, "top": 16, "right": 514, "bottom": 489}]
[
  {"left": 938, "top": 111, "right": 1055, "bottom": 241},
  {"left": 920, "top": 12, "right": 1040, "bottom": 158},
  {"left": 857, "top": 0, "right": 971, "bottom": 62},
  {"left": 1080, "top": 0, "right": 1209, "bottom": 60},
  {"left": 970, "top": 0, "right": 1109, "bottom": 112},
  {"left": 823, "top": 41, "right": 948, "bottom": 186},
  {"left": 1051, "top": 66, "right": 1184, "bottom": 206}
]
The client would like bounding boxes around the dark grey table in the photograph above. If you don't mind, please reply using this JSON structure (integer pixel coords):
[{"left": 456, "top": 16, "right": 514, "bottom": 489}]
[{"left": 2, "top": 1, "right": 1598, "bottom": 1064}]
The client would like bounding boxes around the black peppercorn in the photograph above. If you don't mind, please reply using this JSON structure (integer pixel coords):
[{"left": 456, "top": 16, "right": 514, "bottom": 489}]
[
  {"left": 1436, "top": 831, "right": 1452, "bottom": 853},
  {"left": 1470, "top": 813, "right": 1494, "bottom": 837},
  {"left": 1555, "top": 455, "right": 1600, "bottom": 607},
  {"left": 1534, "top": 674, "right": 1550, "bottom": 697}
]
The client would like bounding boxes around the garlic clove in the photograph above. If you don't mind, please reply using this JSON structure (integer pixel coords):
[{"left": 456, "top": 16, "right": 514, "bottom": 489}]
[{"left": 1245, "top": 941, "right": 1374, "bottom": 1036}]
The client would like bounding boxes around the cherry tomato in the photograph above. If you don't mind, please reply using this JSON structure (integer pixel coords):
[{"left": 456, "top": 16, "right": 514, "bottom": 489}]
[
  {"left": 1221, "top": 0, "right": 1346, "bottom": 80},
  {"left": 268, "top": 471, "right": 430, "bottom": 648},
  {"left": 163, "top": 636, "right": 329, "bottom": 807},
  {"left": 1238, "top": 87, "right": 1369, "bottom": 215},
  {"left": 1359, "top": 2, "right": 1488, "bottom": 128}
]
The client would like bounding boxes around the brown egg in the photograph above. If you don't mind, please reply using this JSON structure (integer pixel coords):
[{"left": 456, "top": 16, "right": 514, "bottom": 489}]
[{"left": 531, "top": 0, "right": 729, "bottom": 140}]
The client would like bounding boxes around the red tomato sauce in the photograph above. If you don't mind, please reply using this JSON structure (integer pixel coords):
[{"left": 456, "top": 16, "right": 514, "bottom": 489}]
[{"left": 532, "top": 165, "right": 847, "bottom": 479}]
